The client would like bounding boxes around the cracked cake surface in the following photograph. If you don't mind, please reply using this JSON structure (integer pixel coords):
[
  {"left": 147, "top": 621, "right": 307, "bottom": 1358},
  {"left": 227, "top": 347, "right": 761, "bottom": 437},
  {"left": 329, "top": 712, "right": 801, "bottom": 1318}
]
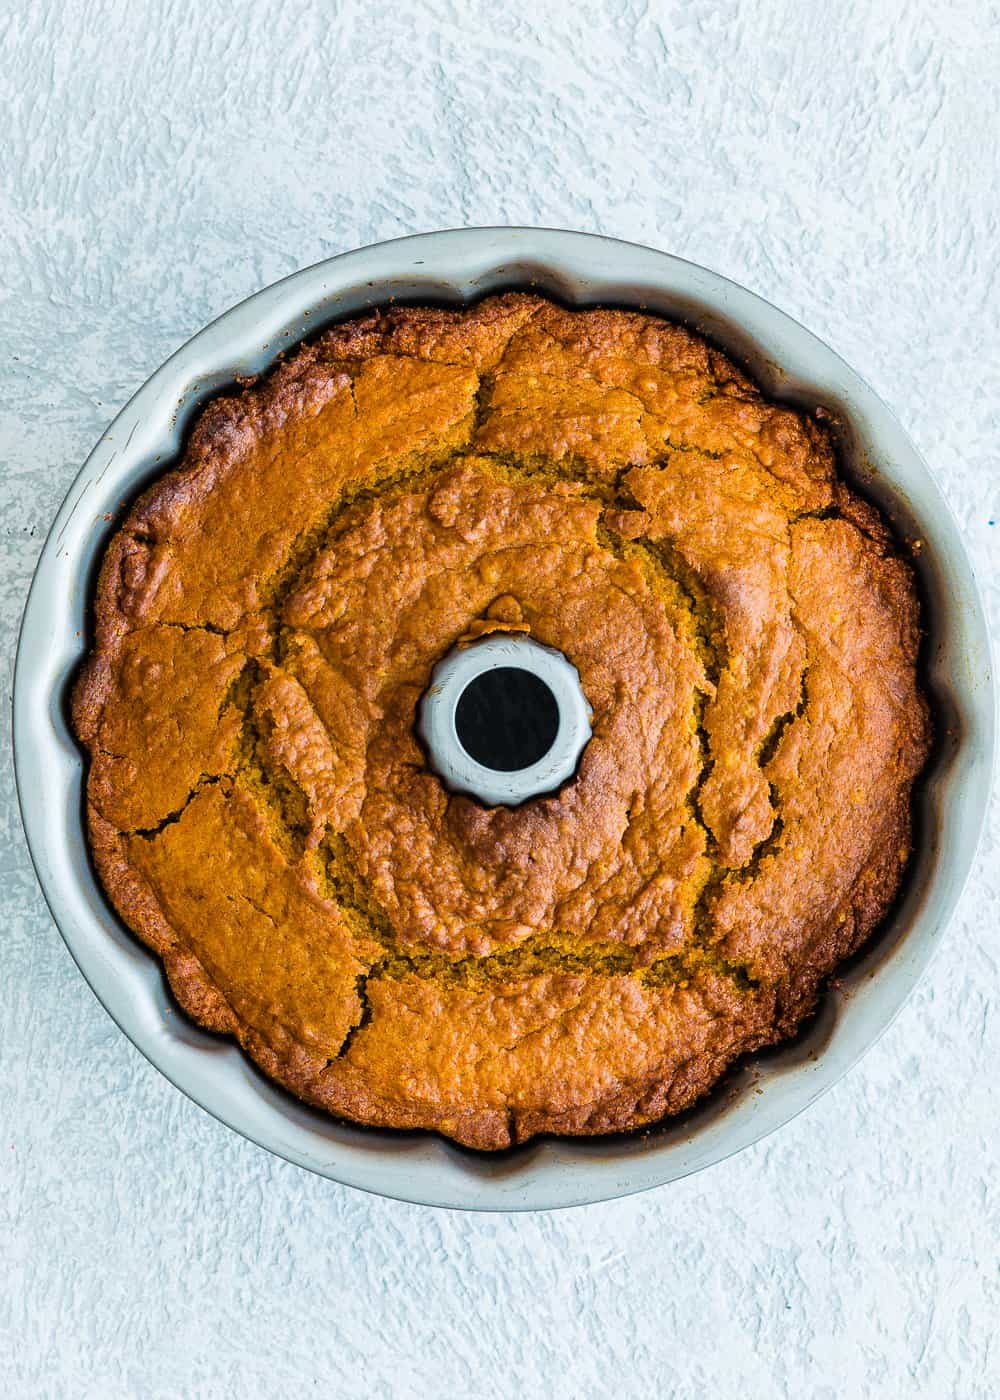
[{"left": 72, "top": 293, "right": 931, "bottom": 1149}]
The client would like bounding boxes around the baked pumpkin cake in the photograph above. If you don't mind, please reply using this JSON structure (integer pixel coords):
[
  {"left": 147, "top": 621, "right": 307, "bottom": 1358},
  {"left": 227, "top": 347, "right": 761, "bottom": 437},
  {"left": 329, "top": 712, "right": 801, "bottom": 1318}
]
[{"left": 72, "top": 293, "right": 931, "bottom": 1149}]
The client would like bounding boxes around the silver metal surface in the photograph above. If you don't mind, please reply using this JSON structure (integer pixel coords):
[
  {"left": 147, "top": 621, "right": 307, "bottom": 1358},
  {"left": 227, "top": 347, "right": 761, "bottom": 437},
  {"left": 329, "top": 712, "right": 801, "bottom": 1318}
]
[
  {"left": 13, "top": 229, "right": 996, "bottom": 1210},
  {"left": 418, "top": 635, "right": 592, "bottom": 806}
]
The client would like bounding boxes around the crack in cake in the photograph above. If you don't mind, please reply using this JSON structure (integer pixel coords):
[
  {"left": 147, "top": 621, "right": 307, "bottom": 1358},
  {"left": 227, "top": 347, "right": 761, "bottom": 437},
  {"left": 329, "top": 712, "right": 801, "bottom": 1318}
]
[{"left": 72, "top": 294, "right": 931, "bottom": 1149}]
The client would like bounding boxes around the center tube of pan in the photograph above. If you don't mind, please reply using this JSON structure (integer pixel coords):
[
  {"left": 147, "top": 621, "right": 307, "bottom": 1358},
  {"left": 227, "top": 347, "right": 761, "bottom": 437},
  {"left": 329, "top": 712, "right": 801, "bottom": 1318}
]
[{"left": 417, "top": 634, "right": 592, "bottom": 807}]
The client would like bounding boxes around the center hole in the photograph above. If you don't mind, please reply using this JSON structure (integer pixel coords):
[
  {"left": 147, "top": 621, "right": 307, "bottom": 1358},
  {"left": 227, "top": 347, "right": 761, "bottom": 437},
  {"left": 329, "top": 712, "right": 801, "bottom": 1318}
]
[{"left": 454, "top": 667, "right": 560, "bottom": 772}]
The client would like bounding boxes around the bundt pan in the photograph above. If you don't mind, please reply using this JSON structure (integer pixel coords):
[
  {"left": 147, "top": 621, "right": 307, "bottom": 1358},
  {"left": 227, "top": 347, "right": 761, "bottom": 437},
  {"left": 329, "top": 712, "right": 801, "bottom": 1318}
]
[{"left": 14, "top": 230, "right": 994, "bottom": 1210}]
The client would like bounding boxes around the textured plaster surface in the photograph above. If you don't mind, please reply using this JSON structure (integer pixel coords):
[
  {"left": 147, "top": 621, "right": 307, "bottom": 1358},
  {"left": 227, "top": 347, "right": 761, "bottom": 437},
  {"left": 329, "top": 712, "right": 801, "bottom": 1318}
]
[{"left": 2, "top": 0, "right": 999, "bottom": 1395}]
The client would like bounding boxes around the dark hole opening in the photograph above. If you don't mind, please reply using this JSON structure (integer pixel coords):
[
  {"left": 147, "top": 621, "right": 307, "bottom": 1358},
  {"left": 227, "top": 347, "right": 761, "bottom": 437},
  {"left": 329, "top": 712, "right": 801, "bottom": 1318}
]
[{"left": 454, "top": 667, "right": 560, "bottom": 772}]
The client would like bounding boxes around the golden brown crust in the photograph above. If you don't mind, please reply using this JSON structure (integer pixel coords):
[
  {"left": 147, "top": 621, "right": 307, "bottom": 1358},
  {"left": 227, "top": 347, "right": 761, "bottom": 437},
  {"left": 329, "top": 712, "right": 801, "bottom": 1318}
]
[{"left": 72, "top": 293, "right": 931, "bottom": 1149}]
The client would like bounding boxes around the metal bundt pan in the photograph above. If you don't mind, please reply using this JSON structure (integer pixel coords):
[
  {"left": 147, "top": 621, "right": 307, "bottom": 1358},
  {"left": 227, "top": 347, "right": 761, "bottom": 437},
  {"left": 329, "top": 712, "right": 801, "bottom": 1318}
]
[{"left": 14, "top": 229, "right": 995, "bottom": 1210}]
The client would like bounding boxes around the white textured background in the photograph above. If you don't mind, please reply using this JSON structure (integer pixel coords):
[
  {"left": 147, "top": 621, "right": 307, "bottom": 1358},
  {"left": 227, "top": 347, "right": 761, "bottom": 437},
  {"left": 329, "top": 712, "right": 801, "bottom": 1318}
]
[{"left": 2, "top": 0, "right": 999, "bottom": 1395}]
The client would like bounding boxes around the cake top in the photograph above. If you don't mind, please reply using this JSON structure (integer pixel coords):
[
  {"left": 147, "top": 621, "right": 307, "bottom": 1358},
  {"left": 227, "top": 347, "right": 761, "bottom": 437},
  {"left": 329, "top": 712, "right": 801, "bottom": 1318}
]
[{"left": 73, "top": 294, "right": 930, "bottom": 1149}]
